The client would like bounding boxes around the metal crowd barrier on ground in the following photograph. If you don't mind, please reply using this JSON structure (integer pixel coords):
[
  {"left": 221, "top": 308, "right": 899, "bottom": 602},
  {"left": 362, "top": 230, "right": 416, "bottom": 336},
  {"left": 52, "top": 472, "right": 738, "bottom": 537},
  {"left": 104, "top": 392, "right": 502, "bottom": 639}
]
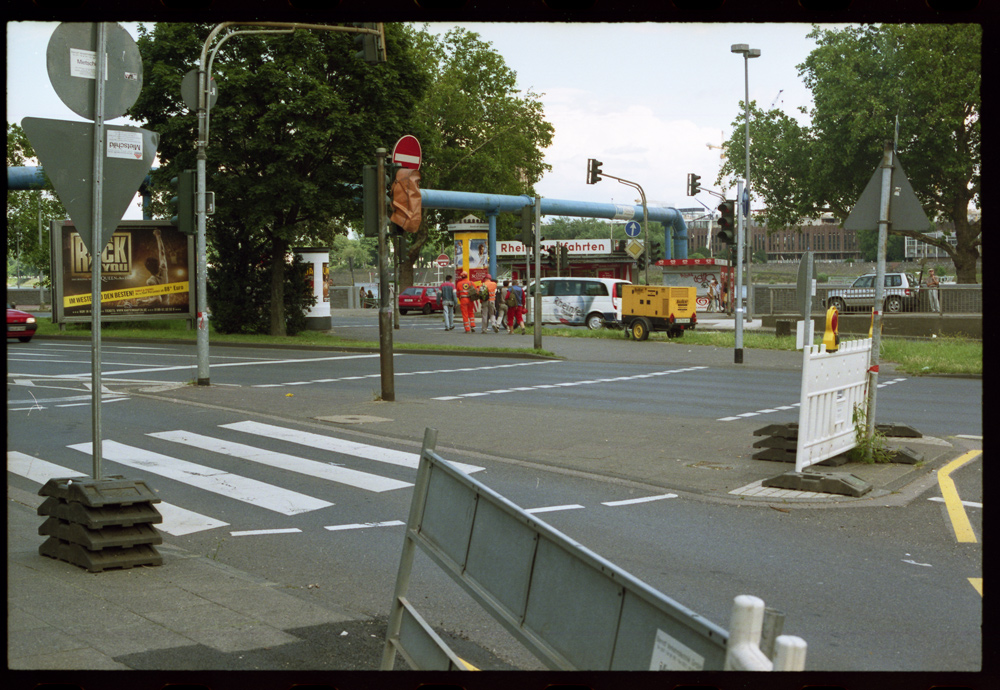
[{"left": 381, "top": 428, "right": 807, "bottom": 671}]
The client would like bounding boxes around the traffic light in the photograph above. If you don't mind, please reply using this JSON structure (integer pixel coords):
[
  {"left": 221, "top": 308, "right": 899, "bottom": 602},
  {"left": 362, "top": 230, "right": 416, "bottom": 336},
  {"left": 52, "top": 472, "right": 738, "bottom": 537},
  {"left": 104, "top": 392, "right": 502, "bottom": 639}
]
[
  {"left": 169, "top": 169, "right": 195, "bottom": 235},
  {"left": 520, "top": 204, "right": 535, "bottom": 247},
  {"left": 651, "top": 240, "right": 663, "bottom": 262},
  {"left": 558, "top": 245, "right": 569, "bottom": 271},
  {"left": 390, "top": 168, "right": 422, "bottom": 233},
  {"left": 545, "top": 247, "right": 556, "bottom": 268},
  {"left": 636, "top": 251, "right": 646, "bottom": 270},
  {"left": 717, "top": 200, "right": 736, "bottom": 244},
  {"left": 353, "top": 23, "right": 386, "bottom": 65},
  {"left": 686, "top": 173, "right": 701, "bottom": 196},
  {"left": 586, "top": 158, "right": 603, "bottom": 184}
]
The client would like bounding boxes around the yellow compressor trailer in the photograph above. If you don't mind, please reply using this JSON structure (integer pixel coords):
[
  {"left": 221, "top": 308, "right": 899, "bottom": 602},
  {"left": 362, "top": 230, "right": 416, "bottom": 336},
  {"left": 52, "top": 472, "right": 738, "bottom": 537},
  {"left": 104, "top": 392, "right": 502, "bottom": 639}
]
[{"left": 617, "top": 285, "right": 698, "bottom": 340}]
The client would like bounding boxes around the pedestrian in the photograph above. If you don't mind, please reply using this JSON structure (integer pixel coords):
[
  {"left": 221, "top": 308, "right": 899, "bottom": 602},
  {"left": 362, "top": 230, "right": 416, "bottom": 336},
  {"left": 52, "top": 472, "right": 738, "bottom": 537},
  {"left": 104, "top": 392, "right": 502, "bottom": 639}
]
[
  {"left": 440, "top": 274, "right": 457, "bottom": 330},
  {"left": 707, "top": 278, "right": 719, "bottom": 313},
  {"left": 455, "top": 272, "right": 477, "bottom": 333},
  {"left": 926, "top": 268, "right": 941, "bottom": 312},
  {"left": 480, "top": 275, "right": 499, "bottom": 333},
  {"left": 495, "top": 280, "right": 510, "bottom": 333},
  {"left": 720, "top": 276, "right": 729, "bottom": 315},
  {"left": 513, "top": 279, "right": 528, "bottom": 334},
  {"left": 359, "top": 285, "right": 366, "bottom": 307}
]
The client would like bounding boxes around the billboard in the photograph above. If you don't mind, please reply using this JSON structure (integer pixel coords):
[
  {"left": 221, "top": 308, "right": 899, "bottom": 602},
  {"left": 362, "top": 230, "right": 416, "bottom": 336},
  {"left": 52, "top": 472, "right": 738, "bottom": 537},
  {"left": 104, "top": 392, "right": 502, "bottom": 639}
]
[{"left": 51, "top": 220, "right": 196, "bottom": 323}]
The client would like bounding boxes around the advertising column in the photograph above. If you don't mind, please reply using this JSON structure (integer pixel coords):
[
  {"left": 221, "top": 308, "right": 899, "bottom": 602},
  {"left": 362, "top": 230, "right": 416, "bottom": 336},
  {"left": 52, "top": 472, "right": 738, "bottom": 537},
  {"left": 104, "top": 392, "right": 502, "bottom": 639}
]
[
  {"left": 448, "top": 215, "right": 490, "bottom": 284},
  {"left": 294, "top": 247, "right": 331, "bottom": 330}
]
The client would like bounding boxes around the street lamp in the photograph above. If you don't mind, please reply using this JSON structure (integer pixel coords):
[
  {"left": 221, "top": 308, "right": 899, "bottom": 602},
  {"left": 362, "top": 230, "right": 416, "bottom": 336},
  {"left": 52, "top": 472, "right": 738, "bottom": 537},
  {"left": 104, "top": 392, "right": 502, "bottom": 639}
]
[{"left": 732, "top": 43, "right": 760, "bottom": 345}]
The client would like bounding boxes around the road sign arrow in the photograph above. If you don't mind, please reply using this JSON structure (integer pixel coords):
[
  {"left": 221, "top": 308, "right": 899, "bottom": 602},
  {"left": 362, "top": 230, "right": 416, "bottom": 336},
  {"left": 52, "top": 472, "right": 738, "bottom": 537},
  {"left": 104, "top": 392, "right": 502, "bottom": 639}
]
[{"left": 22, "top": 117, "right": 159, "bottom": 256}]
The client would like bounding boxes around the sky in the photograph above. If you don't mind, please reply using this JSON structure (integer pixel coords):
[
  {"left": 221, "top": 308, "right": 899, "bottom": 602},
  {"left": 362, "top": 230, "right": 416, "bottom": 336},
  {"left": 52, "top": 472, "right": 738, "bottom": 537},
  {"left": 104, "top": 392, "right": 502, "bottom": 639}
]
[{"left": 6, "top": 21, "right": 835, "bottom": 222}]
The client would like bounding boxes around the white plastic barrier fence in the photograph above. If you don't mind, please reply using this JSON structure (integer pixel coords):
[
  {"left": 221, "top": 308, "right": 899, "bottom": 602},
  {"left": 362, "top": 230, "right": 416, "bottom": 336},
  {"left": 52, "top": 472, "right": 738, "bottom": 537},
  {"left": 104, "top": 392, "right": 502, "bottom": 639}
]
[
  {"left": 795, "top": 337, "right": 873, "bottom": 471},
  {"left": 381, "top": 428, "right": 807, "bottom": 671}
]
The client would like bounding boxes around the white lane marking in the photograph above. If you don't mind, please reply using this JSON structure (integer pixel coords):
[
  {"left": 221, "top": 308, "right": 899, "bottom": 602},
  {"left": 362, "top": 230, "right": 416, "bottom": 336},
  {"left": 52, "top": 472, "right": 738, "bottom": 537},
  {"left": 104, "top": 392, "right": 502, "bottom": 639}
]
[
  {"left": 525, "top": 504, "right": 585, "bottom": 514},
  {"left": 928, "top": 496, "right": 982, "bottom": 509},
  {"left": 717, "top": 378, "right": 906, "bottom": 421},
  {"left": 149, "top": 430, "right": 412, "bottom": 493},
  {"left": 251, "top": 359, "right": 560, "bottom": 389},
  {"left": 51, "top": 353, "right": 383, "bottom": 379},
  {"left": 7, "top": 393, "right": 128, "bottom": 406},
  {"left": 231, "top": 528, "right": 303, "bottom": 537},
  {"left": 433, "top": 365, "right": 709, "bottom": 401},
  {"left": 7, "top": 452, "right": 228, "bottom": 536},
  {"left": 324, "top": 520, "right": 405, "bottom": 531},
  {"left": 602, "top": 494, "right": 677, "bottom": 507},
  {"left": 67, "top": 441, "right": 333, "bottom": 515},
  {"left": 221, "top": 420, "right": 485, "bottom": 475}
]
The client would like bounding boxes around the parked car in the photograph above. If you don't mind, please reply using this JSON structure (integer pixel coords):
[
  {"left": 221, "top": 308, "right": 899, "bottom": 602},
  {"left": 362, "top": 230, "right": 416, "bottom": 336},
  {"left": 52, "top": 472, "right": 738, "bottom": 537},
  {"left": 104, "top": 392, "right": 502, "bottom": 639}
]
[
  {"left": 7, "top": 302, "right": 37, "bottom": 342},
  {"left": 824, "top": 273, "right": 921, "bottom": 313},
  {"left": 528, "top": 277, "right": 631, "bottom": 330},
  {"left": 398, "top": 286, "right": 442, "bottom": 315}
]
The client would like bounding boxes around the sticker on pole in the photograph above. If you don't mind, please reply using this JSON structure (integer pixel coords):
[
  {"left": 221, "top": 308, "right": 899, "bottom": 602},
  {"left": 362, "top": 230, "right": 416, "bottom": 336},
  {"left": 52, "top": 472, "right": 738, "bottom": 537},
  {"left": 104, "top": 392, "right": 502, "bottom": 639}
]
[
  {"left": 106, "top": 130, "right": 143, "bottom": 159},
  {"left": 392, "top": 135, "right": 421, "bottom": 170}
]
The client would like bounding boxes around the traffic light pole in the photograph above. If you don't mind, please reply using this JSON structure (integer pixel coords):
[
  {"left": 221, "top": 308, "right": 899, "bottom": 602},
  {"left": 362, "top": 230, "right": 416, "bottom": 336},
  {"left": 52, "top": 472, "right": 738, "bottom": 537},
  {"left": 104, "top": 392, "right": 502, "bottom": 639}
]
[
  {"left": 533, "top": 197, "right": 542, "bottom": 350},
  {"left": 734, "top": 179, "right": 745, "bottom": 364}
]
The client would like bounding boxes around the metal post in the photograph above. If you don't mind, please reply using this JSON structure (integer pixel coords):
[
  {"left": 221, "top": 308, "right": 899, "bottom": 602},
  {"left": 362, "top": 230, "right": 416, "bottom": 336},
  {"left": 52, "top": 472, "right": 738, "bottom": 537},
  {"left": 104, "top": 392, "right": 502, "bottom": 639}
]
[
  {"left": 866, "top": 140, "right": 893, "bottom": 452},
  {"left": 90, "top": 22, "right": 108, "bottom": 479},
  {"left": 734, "top": 179, "right": 745, "bottom": 364},
  {"left": 377, "top": 148, "right": 395, "bottom": 401},
  {"left": 743, "top": 52, "right": 754, "bottom": 322},
  {"left": 533, "top": 197, "right": 542, "bottom": 350}
]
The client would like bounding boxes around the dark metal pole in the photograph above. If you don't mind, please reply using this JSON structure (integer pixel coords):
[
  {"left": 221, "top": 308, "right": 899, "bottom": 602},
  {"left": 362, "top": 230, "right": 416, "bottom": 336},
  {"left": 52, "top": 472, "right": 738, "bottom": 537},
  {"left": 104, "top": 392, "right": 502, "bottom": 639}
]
[{"left": 377, "top": 148, "right": 395, "bottom": 401}]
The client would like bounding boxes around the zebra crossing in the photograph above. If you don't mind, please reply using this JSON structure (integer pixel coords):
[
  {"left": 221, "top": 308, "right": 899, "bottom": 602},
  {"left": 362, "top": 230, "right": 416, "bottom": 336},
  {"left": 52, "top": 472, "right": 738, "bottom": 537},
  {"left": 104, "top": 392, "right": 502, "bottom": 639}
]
[{"left": 8, "top": 421, "right": 485, "bottom": 537}]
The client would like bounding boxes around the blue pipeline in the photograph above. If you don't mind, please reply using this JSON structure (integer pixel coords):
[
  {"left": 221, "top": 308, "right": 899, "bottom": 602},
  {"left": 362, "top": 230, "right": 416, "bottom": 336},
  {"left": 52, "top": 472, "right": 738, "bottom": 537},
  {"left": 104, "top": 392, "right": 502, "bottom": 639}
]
[
  {"left": 9, "top": 165, "right": 156, "bottom": 220},
  {"left": 421, "top": 189, "right": 688, "bottom": 276}
]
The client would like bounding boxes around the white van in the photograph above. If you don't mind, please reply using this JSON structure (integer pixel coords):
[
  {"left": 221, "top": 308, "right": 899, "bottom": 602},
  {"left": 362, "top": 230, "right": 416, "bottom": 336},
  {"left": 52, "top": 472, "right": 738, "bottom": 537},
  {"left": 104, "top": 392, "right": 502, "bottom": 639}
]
[{"left": 528, "top": 277, "right": 631, "bottom": 330}]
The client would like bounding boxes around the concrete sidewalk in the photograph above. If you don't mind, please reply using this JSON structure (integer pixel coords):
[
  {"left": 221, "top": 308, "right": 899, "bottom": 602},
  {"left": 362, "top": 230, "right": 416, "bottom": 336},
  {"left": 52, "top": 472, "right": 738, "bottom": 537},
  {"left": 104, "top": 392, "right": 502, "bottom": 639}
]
[{"left": 8, "top": 311, "right": 978, "bottom": 676}]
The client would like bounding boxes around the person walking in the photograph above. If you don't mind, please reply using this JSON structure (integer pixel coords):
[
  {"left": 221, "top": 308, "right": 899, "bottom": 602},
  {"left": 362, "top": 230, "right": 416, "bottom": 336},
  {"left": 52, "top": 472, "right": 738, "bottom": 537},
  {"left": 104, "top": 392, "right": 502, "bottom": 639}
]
[
  {"left": 456, "top": 272, "right": 477, "bottom": 333},
  {"left": 511, "top": 279, "right": 528, "bottom": 334},
  {"left": 707, "top": 278, "right": 719, "bottom": 313},
  {"left": 440, "top": 274, "right": 457, "bottom": 330},
  {"left": 926, "top": 268, "right": 941, "bottom": 312},
  {"left": 480, "top": 275, "right": 499, "bottom": 333},
  {"left": 495, "top": 280, "right": 510, "bottom": 333}
]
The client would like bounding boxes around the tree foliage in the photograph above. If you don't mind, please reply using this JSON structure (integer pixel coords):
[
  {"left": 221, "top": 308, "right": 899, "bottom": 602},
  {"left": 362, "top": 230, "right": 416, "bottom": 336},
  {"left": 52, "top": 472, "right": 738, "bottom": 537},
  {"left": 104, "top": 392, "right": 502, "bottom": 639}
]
[
  {"left": 719, "top": 24, "right": 980, "bottom": 282},
  {"left": 128, "top": 22, "right": 431, "bottom": 333},
  {"left": 398, "top": 27, "right": 555, "bottom": 285},
  {"left": 6, "top": 123, "right": 67, "bottom": 281}
]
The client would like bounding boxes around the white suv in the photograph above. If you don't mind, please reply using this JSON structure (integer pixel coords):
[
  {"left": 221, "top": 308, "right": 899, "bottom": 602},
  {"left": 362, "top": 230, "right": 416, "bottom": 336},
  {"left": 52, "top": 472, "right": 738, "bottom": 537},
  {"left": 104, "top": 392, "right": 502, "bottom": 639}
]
[{"left": 825, "top": 273, "right": 921, "bottom": 313}]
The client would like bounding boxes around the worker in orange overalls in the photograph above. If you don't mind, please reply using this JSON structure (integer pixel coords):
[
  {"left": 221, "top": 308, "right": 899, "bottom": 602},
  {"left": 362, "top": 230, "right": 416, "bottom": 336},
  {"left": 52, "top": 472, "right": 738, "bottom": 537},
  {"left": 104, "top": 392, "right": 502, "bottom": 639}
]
[{"left": 456, "top": 271, "right": 477, "bottom": 333}]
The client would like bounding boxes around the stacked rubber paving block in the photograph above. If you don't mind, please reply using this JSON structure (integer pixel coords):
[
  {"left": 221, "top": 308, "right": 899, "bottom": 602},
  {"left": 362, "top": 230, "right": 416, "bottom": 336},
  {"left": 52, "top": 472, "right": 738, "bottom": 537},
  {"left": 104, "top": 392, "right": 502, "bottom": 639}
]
[
  {"left": 753, "top": 422, "right": 924, "bottom": 465},
  {"left": 38, "top": 475, "right": 163, "bottom": 573}
]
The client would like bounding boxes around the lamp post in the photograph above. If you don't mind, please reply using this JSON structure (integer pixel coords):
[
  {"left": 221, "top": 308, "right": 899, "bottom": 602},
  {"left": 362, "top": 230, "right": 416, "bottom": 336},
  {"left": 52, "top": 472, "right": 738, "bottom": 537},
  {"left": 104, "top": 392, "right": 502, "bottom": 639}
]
[{"left": 731, "top": 43, "right": 759, "bottom": 323}]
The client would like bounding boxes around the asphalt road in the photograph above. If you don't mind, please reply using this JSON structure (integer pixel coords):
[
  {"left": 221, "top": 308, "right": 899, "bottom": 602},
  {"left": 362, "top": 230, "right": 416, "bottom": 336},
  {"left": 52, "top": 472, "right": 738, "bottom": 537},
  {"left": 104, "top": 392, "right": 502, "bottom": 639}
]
[{"left": 6, "top": 336, "right": 983, "bottom": 671}]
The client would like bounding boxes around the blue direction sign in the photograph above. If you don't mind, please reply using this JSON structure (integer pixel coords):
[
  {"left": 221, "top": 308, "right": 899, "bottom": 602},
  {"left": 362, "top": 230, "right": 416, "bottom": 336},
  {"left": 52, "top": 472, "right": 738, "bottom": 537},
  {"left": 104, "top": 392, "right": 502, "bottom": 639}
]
[{"left": 624, "top": 220, "right": 641, "bottom": 237}]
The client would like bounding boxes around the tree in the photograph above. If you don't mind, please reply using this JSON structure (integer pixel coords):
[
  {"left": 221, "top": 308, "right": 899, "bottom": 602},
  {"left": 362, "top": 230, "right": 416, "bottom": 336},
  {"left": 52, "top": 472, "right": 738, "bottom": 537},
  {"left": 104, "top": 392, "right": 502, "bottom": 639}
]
[
  {"left": 719, "top": 24, "right": 980, "bottom": 282},
  {"left": 397, "top": 27, "right": 555, "bottom": 285},
  {"left": 128, "top": 23, "right": 431, "bottom": 334},
  {"left": 6, "top": 123, "right": 67, "bottom": 285}
]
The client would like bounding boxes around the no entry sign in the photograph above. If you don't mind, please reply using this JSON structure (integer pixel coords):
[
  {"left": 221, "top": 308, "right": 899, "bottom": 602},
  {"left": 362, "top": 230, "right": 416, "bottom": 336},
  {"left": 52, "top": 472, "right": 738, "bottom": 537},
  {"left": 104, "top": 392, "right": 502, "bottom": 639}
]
[{"left": 392, "top": 135, "right": 421, "bottom": 169}]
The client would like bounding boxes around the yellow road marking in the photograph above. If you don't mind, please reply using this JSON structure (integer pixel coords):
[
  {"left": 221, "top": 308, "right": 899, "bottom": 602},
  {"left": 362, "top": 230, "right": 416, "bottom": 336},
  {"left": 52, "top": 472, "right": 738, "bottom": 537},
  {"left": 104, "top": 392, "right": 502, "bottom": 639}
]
[
  {"left": 459, "top": 657, "right": 479, "bottom": 670},
  {"left": 969, "top": 578, "right": 983, "bottom": 596},
  {"left": 937, "top": 450, "right": 981, "bottom": 543}
]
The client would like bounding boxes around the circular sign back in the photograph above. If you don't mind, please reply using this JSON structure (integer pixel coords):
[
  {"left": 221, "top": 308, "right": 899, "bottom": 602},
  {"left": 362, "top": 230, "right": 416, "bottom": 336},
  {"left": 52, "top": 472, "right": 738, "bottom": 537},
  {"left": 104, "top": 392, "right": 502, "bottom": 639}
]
[{"left": 46, "top": 22, "right": 143, "bottom": 121}]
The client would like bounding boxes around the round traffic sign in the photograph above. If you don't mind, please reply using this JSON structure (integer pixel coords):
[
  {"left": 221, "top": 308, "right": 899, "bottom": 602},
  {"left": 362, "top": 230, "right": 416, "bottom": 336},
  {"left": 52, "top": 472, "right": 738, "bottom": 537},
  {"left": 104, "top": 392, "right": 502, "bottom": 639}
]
[
  {"left": 435, "top": 253, "right": 450, "bottom": 267},
  {"left": 46, "top": 22, "right": 143, "bottom": 121},
  {"left": 624, "top": 220, "right": 641, "bottom": 237},
  {"left": 392, "top": 135, "right": 421, "bottom": 169}
]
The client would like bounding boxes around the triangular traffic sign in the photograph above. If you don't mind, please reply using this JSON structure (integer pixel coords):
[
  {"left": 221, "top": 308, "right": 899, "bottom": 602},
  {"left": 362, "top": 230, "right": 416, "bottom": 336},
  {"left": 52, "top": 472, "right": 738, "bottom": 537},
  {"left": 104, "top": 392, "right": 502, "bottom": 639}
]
[
  {"left": 843, "top": 154, "right": 931, "bottom": 232},
  {"left": 22, "top": 117, "right": 158, "bottom": 256}
]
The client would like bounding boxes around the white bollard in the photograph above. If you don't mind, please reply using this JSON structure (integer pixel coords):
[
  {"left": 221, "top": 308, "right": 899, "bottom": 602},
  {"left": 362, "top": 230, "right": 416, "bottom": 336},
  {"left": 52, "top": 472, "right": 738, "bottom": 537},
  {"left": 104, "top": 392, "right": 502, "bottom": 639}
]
[
  {"left": 773, "top": 634, "right": 808, "bottom": 671},
  {"left": 724, "top": 595, "right": 773, "bottom": 671}
]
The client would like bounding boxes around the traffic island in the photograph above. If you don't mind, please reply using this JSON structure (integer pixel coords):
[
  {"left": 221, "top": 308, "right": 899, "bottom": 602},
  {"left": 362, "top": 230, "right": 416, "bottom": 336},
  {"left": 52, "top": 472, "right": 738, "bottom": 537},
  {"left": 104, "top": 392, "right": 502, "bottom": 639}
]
[{"left": 37, "top": 475, "right": 163, "bottom": 573}]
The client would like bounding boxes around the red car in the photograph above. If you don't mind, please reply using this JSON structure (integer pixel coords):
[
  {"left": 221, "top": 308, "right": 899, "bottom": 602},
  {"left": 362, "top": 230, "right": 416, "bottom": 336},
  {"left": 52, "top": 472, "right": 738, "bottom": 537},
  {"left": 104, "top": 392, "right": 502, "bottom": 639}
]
[
  {"left": 398, "top": 286, "right": 442, "bottom": 315},
  {"left": 7, "top": 303, "right": 37, "bottom": 342}
]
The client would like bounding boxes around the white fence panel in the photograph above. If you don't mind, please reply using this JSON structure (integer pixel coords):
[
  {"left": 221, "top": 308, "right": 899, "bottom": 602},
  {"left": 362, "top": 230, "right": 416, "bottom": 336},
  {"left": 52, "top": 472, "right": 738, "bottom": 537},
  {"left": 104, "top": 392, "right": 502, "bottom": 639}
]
[{"left": 795, "top": 338, "right": 872, "bottom": 471}]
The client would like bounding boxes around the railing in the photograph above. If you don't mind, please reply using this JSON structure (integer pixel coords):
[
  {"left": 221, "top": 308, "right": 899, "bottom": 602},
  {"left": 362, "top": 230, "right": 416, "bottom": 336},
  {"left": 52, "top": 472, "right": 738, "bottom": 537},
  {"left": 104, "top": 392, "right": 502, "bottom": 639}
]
[{"left": 753, "top": 284, "right": 982, "bottom": 316}]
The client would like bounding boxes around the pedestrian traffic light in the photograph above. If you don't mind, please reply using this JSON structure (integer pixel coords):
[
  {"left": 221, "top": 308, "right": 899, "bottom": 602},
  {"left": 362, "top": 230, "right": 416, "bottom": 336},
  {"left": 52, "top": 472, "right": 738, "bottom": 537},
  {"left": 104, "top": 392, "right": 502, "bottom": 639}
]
[
  {"left": 586, "top": 158, "right": 603, "bottom": 185},
  {"left": 686, "top": 173, "right": 701, "bottom": 196},
  {"left": 169, "top": 169, "right": 195, "bottom": 235},
  {"left": 559, "top": 245, "right": 569, "bottom": 271},
  {"left": 520, "top": 204, "right": 535, "bottom": 247},
  {"left": 390, "top": 167, "right": 422, "bottom": 233},
  {"left": 546, "top": 247, "right": 557, "bottom": 268},
  {"left": 353, "top": 23, "right": 386, "bottom": 65},
  {"left": 717, "top": 200, "right": 736, "bottom": 244}
]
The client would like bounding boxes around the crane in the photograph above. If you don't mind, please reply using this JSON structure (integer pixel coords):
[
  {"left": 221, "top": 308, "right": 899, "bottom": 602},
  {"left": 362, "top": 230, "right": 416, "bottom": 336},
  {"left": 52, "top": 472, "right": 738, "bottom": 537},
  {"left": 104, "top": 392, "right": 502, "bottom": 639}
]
[{"left": 706, "top": 131, "right": 725, "bottom": 160}]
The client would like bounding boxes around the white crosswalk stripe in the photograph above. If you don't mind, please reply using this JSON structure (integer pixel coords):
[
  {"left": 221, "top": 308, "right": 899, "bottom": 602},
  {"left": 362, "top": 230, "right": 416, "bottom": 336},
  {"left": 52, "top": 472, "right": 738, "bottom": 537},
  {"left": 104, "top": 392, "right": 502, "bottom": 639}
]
[
  {"left": 149, "top": 429, "right": 413, "bottom": 492},
  {"left": 68, "top": 441, "right": 335, "bottom": 516}
]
